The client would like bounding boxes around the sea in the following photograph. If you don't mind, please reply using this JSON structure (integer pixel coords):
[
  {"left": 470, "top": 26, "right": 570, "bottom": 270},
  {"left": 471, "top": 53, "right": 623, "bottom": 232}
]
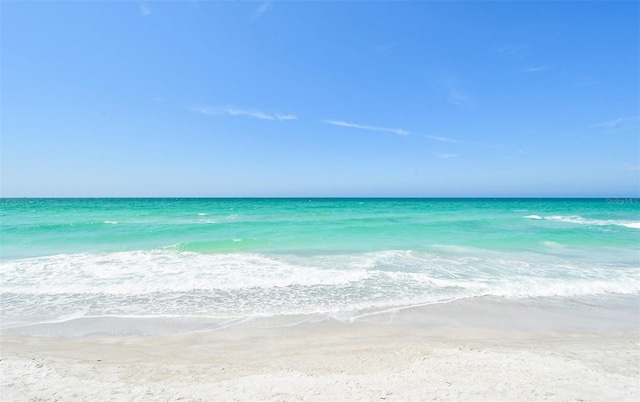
[{"left": 1, "top": 198, "right": 639, "bottom": 336}]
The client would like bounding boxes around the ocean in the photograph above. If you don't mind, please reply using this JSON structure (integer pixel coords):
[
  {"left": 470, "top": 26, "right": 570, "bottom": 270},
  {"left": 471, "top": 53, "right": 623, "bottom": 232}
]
[{"left": 1, "top": 198, "right": 639, "bottom": 336}]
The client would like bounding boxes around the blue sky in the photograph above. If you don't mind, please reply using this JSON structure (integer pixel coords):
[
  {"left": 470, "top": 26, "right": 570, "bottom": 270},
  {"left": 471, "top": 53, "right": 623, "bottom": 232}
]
[{"left": 2, "top": 1, "right": 638, "bottom": 197}]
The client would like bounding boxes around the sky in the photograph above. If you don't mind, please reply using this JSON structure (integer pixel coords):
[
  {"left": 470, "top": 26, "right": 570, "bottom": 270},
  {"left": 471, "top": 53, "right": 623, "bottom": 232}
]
[{"left": 2, "top": 0, "right": 639, "bottom": 197}]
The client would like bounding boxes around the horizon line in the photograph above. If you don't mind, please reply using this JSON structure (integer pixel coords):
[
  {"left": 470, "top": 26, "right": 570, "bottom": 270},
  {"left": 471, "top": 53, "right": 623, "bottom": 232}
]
[{"left": 1, "top": 196, "right": 637, "bottom": 200}]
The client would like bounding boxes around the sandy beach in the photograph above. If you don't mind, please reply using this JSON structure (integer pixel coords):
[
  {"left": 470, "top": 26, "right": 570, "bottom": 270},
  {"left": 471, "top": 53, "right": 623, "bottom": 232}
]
[{"left": 2, "top": 299, "right": 639, "bottom": 402}]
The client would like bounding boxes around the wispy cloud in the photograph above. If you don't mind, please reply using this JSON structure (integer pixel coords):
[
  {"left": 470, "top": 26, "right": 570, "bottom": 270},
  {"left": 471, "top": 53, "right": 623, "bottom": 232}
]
[
  {"left": 525, "top": 65, "right": 550, "bottom": 73},
  {"left": 374, "top": 42, "right": 401, "bottom": 53},
  {"left": 495, "top": 44, "right": 528, "bottom": 60},
  {"left": 195, "top": 106, "right": 297, "bottom": 121},
  {"left": 276, "top": 114, "right": 297, "bottom": 121},
  {"left": 574, "top": 74, "right": 599, "bottom": 87},
  {"left": 139, "top": 3, "right": 151, "bottom": 16},
  {"left": 591, "top": 116, "right": 638, "bottom": 130},
  {"left": 421, "top": 134, "right": 488, "bottom": 146},
  {"left": 433, "top": 76, "right": 474, "bottom": 109},
  {"left": 424, "top": 135, "right": 464, "bottom": 144},
  {"left": 251, "top": 2, "right": 271, "bottom": 22},
  {"left": 436, "top": 153, "right": 461, "bottom": 159},
  {"left": 447, "top": 86, "right": 473, "bottom": 107},
  {"left": 324, "top": 120, "right": 409, "bottom": 136}
]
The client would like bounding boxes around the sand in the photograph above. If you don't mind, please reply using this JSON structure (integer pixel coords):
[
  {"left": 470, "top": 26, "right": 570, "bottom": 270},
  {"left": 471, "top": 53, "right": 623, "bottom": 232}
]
[
  {"left": 2, "top": 320, "right": 639, "bottom": 402},
  {"left": 2, "top": 297, "right": 639, "bottom": 401}
]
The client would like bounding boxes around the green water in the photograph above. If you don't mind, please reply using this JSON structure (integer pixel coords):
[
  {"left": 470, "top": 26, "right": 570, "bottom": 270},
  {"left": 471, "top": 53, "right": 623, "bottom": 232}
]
[
  {"left": 2, "top": 198, "right": 638, "bottom": 259},
  {"left": 1, "top": 198, "right": 638, "bottom": 333}
]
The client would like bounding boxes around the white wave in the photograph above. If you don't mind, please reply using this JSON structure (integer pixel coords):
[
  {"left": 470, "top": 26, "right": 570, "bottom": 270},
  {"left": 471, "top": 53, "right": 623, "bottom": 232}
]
[
  {"left": 103, "top": 221, "right": 118, "bottom": 224},
  {"left": 2, "top": 249, "right": 637, "bottom": 295},
  {"left": 429, "top": 244, "right": 496, "bottom": 255},
  {"left": 541, "top": 241, "right": 566, "bottom": 249},
  {"left": 197, "top": 219, "right": 217, "bottom": 224},
  {"left": 543, "top": 215, "right": 640, "bottom": 229},
  {"left": 2, "top": 249, "right": 638, "bottom": 324},
  {"left": 0, "top": 251, "right": 371, "bottom": 295},
  {"left": 524, "top": 214, "right": 640, "bottom": 229}
]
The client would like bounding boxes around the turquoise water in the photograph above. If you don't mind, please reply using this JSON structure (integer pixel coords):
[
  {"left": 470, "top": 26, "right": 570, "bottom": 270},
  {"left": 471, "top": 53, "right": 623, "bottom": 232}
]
[{"left": 1, "top": 198, "right": 639, "bottom": 334}]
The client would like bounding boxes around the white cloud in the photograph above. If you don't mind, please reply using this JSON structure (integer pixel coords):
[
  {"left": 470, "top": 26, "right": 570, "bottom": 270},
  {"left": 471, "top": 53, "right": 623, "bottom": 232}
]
[
  {"left": 374, "top": 42, "right": 400, "bottom": 52},
  {"left": 525, "top": 66, "right": 550, "bottom": 73},
  {"left": 495, "top": 44, "right": 528, "bottom": 60},
  {"left": 421, "top": 134, "right": 487, "bottom": 146},
  {"left": 433, "top": 76, "right": 474, "bottom": 109},
  {"left": 276, "top": 114, "right": 298, "bottom": 121},
  {"left": 425, "top": 135, "right": 463, "bottom": 144},
  {"left": 251, "top": 2, "right": 271, "bottom": 22},
  {"left": 195, "top": 106, "right": 296, "bottom": 121},
  {"left": 436, "top": 153, "right": 461, "bottom": 159},
  {"left": 139, "top": 3, "right": 151, "bottom": 16},
  {"left": 324, "top": 120, "right": 409, "bottom": 136},
  {"left": 591, "top": 116, "right": 639, "bottom": 130},
  {"left": 447, "top": 86, "right": 472, "bottom": 107}
]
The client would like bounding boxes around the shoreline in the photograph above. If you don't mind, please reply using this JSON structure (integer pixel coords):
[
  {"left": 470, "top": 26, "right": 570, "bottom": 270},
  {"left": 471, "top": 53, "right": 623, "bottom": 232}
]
[
  {"left": 3, "top": 294, "right": 638, "bottom": 337},
  {"left": 2, "top": 297, "right": 639, "bottom": 401}
]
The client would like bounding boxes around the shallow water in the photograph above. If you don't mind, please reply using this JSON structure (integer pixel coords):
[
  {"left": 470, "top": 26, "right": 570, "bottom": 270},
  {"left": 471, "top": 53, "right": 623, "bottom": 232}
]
[{"left": 2, "top": 198, "right": 638, "bottom": 336}]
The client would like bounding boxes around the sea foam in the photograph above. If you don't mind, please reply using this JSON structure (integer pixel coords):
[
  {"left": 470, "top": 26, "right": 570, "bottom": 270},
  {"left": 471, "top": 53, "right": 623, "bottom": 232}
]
[
  {"left": 524, "top": 214, "right": 639, "bottom": 229},
  {"left": 2, "top": 249, "right": 638, "bottom": 330}
]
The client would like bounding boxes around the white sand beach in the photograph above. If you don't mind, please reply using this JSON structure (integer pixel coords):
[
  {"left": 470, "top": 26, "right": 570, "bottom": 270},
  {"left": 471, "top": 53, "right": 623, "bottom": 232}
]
[{"left": 2, "top": 299, "right": 639, "bottom": 401}]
